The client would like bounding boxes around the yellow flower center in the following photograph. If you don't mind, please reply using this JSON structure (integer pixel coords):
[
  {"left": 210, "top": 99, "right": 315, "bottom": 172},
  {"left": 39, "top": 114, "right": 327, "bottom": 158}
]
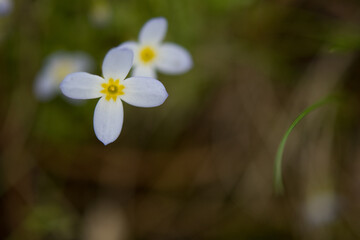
[
  {"left": 139, "top": 46, "right": 156, "bottom": 64},
  {"left": 100, "top": 78, "right": 125, "bottom": 101}
]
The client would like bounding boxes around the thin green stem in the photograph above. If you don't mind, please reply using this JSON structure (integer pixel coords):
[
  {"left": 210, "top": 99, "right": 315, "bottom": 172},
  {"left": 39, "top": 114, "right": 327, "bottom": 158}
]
[{"left": 274, "top": 96, "right": 339, "bottom": 195}]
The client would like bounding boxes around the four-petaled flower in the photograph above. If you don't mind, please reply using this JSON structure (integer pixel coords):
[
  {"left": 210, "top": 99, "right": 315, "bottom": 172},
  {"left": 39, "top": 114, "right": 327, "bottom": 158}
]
[
  {"left": 119, "top": 17, "right": 193, "bottom": 78},
  {"left": 34, "top": 51, "right": 93, "bottom": 101},
  {"left": 60, "top": 48, "right": 168, "bottom": 145}
]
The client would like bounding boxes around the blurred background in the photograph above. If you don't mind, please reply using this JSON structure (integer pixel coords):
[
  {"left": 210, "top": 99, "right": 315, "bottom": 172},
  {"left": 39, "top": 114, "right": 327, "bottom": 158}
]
[{"left": 1, "top": 0, "right": 360, "bottom": 239}]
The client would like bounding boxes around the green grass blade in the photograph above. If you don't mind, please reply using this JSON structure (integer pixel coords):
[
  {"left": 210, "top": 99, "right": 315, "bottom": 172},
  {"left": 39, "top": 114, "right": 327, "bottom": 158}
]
[{"left": 274, "top": 96, "right": 338, "bottom": 194}]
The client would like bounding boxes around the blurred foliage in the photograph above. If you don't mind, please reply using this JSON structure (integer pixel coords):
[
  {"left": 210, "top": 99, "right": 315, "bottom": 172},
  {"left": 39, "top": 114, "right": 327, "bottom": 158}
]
[{"left": 1, "top": 0, "right": 360, "bottom": 239}]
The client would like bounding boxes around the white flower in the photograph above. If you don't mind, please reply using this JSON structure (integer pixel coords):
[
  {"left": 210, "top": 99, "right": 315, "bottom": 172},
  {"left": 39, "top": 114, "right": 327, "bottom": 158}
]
[
  {"left": 34, "top": 51, "right": 94, "bottom": 101},
  {"left": 304, "top": 191, "right": 337, "bottom": 226},
  {"left": 89, "top": 0, "right": 112, "bottom": 27},
  {"left": 60, "top": 48, "right": 168, "bottom": 145},
  {"left": 0, "top": 0, "right": 12, "bottom": 16},
  {"left": 118, "top": 17, "right": 193, "bottom": 78}
]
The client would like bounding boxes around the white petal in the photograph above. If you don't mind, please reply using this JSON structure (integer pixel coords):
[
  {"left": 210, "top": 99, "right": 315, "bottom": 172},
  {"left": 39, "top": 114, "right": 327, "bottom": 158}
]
[
  {"left": 33, "top": 53, "right": 65, "bottom": 101},
  {"left": 102, "top": 48, "right": 133, "bottom": 81},
  {"left": 93, "top": 97, "right": 124, "bottom": 145},
  {"left": 34, "top": 70, "right": 58, "bottom": 101},
  {"left": 156, "top": 43, "right": 193, "bottom": 74},
  {"left": 118, "top": 41, "right": 140, "bottom": 64},
  {"left": 118, "top": 41, "right": 139, "bottom": 53},
  {"left": 139, "top": 17, "right": 167, "bottom": 44},
  {"left": 72, "top": 52, "right": 95, "bottom": 72},
  {"left": 132, "top": 66, "right": 156, "bottom": 78},
  {"left": 121, "top": 77, "right": 168, "bottom": 108},
  {"left": 60, "top": 72, "right": 104, "bottom": 99}
]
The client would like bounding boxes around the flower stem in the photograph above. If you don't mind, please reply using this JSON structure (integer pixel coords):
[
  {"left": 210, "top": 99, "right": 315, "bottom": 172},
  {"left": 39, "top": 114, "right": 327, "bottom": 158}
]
[{"left": 274, "top": 96, "right": 339, "bottom": 195}]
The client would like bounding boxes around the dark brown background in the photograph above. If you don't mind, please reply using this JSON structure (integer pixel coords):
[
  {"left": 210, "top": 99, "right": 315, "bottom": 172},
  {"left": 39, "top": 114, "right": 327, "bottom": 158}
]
[{"left": 1, "top": 0, "right": 360, "bottom": 239}]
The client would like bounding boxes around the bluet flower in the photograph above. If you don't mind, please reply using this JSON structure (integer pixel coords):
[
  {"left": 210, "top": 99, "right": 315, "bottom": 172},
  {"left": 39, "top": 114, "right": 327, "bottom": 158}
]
[
  {"left": 0, "top": 0, "right": 12, "bottom": 16},
  {"left": 118, "top": 17, "right": 193, "bottom": 78},
  {"left": 89, "top": 0, "right": 111, "bottom": 27},
  {"left": 60, "top": 48, "right": 168, "bottom": 145},
  {"left": 34, "top": 51, "right": 93, "bottom": 101}
]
